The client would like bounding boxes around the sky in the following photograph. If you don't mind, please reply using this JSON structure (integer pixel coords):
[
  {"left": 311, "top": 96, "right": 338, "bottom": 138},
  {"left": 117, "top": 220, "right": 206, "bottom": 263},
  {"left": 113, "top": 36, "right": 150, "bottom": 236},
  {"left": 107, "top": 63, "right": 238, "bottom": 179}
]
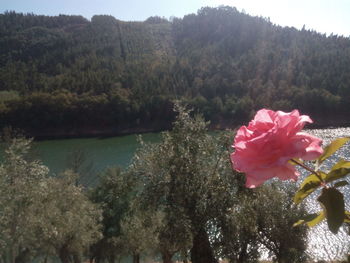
[{"left": 1, "top": 0, "right": 349, "bottom": 37}]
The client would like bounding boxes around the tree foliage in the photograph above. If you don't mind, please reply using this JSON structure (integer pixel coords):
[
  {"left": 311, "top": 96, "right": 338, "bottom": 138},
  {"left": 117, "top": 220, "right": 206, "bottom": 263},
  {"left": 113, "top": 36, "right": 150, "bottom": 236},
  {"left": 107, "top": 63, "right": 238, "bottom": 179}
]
[
  {"left": 89, "top": 167, "right": 140, "bottom": 263},
  {"left": 255, "top": 183, "right": 309, "bottom": 263},
  {"left": 0, "top": 137, "right": 102, "bottom": 263},
  {"left": 128, "top": 104, "right": 238, "bottom": 263}
]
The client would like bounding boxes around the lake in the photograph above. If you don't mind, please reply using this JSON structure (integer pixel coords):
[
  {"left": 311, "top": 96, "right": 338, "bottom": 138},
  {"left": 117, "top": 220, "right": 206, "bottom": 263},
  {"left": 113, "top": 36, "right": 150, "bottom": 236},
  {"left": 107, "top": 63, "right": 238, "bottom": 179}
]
[{"left": 31, "top": 132, "right": 160, "bottom": 185}]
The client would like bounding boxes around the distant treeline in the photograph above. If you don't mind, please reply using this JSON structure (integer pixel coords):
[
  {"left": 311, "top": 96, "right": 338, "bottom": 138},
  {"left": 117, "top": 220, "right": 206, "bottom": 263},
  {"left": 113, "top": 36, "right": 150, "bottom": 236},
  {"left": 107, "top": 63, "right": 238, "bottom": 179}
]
[{"left": 1, "top": 7, "right": 350, "bottom": 136}]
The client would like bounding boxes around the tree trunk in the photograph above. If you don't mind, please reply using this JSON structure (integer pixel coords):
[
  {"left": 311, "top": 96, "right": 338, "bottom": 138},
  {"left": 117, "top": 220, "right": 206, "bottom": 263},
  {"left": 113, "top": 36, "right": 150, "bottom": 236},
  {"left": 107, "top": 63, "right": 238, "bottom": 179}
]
[
  {"left": 15, "top": 248, "right": 31, "bottom": 263},
  {"left": 161, "top": 251, "right": 174, "bottom": 263},
  {"left": 133, "top": 253, "right": 140, "bottom": 263},
  {"left": 237, "top": 241, "right": 248, "bottom": 263},
  {"left": 73, "top": 253, "right": 81, "bottom": 263},
  {"left": 108, "top": 254, "right": 116, "bottom": 263},
  {"left": 190, "top": 227, "right": 217, "bottom": 263},
  {"left": 274, "top": 252, "right": 284, "bottom": 263},
  {"left": 182, "top": 250, "right": 189, "bottom": 263},
  {"left": 59, "top": 245, "right": 72, "bottom": 263}
]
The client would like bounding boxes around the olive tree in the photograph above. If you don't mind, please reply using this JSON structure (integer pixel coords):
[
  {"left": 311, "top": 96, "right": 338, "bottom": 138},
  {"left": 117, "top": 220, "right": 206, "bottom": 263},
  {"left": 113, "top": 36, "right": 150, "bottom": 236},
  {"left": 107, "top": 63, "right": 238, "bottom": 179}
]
[
  {"left": 254, "top": 183, "right": 309, "bottom": 263},
  {"left": 129, "top": 104, "right": 239, "bottom": 263},
  {"left": 0, "top": 138, "right": 101, "bottom": 263},
  {"left": 211, "top": 180, "right": 309, "bottom": 263},
  {"left": 89, "top": 167, "right": 138, "bottom": 263},
  {"left": 120, "top": 204, "right": 161, "bottom": 263},
  {"left": 0, "top": 138, "right": 50, "bottom": 263},
  {"left": 90, "top": 166, "right": 162, "bottom": 263},
  {"left": 36, "top": 171, "right": 102, "bottom": 263},
  {"left": 213, "top": 192, "right": 260, "bottom": 263}
]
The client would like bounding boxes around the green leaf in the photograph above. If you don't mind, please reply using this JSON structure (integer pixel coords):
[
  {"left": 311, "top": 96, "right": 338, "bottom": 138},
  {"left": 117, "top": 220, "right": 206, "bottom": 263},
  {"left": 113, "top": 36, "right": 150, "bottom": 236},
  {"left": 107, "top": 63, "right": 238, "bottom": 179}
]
[
  {"left": 317, "top": 187, "right": 345, "bottom": 234},
  {"left": 294, "top": 172, "right": 326, "bottom": 204},
  {"left": 325, "top": 160, "right": 350, "bottom": 183},
  {"left": 329, "top": 159, "right": 350, "bottom": 170},
  {"left": 333, "top": 180, "right": 349, "bottom": 188},
  {"left": 293, "top": 211, "right": 325, "bottom": 227},
  {"left": 293, "top": 220, "right": 306, "bottom": 227},
  {"left": 306, "top": 211, "right": 325, "bottom": 227},
  {"left": 317, "top": 137, "right": 350, "bottom": 164},
  {"left": 293, "top": 213, "right": 318, "bottom": 227}
]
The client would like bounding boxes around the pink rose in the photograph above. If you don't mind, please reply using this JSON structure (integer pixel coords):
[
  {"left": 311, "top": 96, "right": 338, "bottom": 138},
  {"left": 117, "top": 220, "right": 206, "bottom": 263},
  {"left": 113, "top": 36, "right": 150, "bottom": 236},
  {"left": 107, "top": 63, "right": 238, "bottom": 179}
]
[{"left": 231, "top": 109, "right": 323, "bottom": 188}]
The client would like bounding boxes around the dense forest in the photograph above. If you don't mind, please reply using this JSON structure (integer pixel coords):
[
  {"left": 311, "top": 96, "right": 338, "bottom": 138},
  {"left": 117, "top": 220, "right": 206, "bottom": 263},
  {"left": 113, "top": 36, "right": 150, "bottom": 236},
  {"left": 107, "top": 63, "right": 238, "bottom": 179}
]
[{"left": 1, "top": 6, "right": 350, "bottom": 137}]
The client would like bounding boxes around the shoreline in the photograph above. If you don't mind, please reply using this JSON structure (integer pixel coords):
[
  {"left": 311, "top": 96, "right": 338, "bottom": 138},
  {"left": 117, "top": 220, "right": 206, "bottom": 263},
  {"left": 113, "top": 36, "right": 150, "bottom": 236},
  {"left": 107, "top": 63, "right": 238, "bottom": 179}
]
[
  {"left": 23, "top": 120, "right": 350, "bottom": 141},
  {"left": 28, "top": 126, "right": 169, "bottom": 141},
  {"left": 6, "top": 113, "right": 350, "bottom": 141}
]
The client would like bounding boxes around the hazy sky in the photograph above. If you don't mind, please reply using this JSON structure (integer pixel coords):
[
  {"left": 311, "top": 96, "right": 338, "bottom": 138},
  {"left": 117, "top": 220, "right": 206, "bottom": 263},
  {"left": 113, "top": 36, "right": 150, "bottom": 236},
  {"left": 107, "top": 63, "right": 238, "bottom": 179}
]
[{"left": 1, "top": 0, "right": 349, "bottom": 36}]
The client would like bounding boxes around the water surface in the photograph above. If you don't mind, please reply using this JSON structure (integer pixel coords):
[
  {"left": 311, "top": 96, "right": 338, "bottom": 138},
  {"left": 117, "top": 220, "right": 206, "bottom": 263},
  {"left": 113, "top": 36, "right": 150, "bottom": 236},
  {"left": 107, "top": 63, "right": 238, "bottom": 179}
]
[
  {"left": 33, "top": 133, "right": 160, "bottom": 182},
  {"left": 305, "top": 128, "right": 350, "bottom": 260}
]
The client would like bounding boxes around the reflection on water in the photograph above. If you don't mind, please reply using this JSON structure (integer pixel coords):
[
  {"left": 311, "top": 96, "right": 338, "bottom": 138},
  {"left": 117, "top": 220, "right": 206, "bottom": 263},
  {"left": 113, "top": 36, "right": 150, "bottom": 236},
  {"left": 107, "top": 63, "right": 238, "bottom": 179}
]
[{"left": 304, "top": 128, "right": 350, "bottom": 261}]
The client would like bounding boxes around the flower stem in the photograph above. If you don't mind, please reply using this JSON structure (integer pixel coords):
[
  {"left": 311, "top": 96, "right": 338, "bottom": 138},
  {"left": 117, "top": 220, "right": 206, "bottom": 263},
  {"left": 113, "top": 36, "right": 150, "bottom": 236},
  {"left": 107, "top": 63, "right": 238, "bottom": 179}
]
[{"left": 290, "top": 159, "right": 325, "bottom": 183}]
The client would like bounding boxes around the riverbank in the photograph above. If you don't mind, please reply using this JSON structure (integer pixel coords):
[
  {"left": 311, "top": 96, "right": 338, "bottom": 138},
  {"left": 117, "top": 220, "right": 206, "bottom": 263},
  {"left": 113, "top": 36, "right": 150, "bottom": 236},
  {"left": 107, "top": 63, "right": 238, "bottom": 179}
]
[
  {"left": 7, "top": 114, "right": 350, "bottom": 140},
  {"left": 29, "top": 126, "right": 168, "bottom": 140}
]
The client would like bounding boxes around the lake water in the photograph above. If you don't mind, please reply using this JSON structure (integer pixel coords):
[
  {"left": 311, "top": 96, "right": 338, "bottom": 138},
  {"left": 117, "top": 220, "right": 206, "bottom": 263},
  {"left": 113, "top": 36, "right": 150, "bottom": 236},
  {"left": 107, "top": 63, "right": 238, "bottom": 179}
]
[
  {"left": 9, "top": 128, "right": 350, "bottom": 260},
  {"left": 32, "top": 132, "right": 160, "bottom": 185},
  {"left": 304, "top": 128, "right": 350, "bottom": 261}
]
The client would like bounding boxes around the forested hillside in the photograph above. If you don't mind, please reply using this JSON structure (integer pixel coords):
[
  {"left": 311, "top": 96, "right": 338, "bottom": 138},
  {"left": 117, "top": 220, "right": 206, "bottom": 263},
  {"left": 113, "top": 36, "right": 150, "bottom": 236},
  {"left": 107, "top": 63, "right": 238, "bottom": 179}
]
[{"left": 1, "top": 6, "right": 350, "bottom": 137}]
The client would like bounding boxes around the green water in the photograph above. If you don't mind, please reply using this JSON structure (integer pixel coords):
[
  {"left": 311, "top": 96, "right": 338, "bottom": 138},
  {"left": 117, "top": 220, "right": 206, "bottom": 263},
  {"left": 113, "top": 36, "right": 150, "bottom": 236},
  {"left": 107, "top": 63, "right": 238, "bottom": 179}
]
[{"left": 32, "top": 132, "right": 160, "bottom": 177}]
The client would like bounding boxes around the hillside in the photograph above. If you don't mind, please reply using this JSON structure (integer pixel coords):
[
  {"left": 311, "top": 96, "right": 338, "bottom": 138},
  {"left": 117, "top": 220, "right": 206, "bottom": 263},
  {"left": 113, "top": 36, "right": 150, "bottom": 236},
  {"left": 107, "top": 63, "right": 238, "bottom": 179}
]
[{"left": 1, "top": 7, "right": 350, "bottom": 137}]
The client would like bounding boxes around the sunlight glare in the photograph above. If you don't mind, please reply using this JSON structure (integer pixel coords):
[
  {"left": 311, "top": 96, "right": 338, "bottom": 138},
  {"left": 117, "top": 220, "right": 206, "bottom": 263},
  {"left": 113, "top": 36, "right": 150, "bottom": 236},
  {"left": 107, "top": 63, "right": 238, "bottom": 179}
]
[{"left": 202, "top": 0, "right": 350, "bottom": 36}]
